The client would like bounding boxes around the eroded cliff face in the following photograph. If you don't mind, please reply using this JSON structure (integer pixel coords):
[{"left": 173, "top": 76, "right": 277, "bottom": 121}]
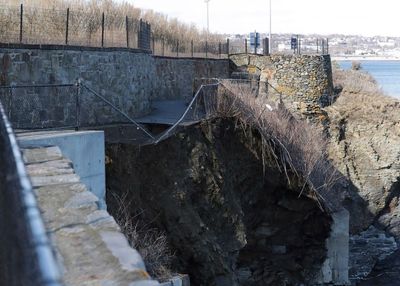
[{"left": 106, "top": 119, "right": 332, "bottom": 286}]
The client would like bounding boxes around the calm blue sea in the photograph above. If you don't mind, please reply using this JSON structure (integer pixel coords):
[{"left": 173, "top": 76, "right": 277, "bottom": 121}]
[{"left": 338, "top": 61, "right": 400, "bottom": 99}]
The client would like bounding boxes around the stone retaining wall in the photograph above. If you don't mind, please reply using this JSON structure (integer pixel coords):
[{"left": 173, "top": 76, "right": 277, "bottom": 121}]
[
  {"left": 0, "top": 46, "right": 230, "bottom": 128},
  {"left": 229, "top": 54, "right": 334, "bottom": 121}
]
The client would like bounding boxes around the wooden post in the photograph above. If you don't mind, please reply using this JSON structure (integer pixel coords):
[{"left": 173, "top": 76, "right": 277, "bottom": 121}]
[
  {"left": 162, "top": 38, "right": 165, "bottom": 56},
  {"left": 206, "top": 41, "right": 208, "bottom": 59},
  {"left": 191, "top": 40, "right": 194, "bottom": 58},
  {"left": 19, "top": 4, "right": 23, "bottom": 43},
  {"left": 245, "top": 38, "right": 248, "bottom": 54},
  {"left": 227, "top": 38, "right": 230, "bottom": 56},
  {"left": 101, "top": 12, "right": 105, "bottom": 47},
  {"left": 65, "top": 8, "right": 70, "bottom": 45},
  {"left": 176, "top": 40, "right": 179, "bottom": 57},
  {"left": 126, "top": 16, "right": 129, "bottom": 48},
  {"left": 316, "top": 39, "right": 319, "bottom": 54}
]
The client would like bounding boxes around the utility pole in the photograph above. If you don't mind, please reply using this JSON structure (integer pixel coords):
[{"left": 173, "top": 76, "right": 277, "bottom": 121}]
[
  {"left": 205, "top": 0, "right": 210, "bottom": 42},
  {"left": 269, "top": 0, "right": 272, "bottom": 53}
]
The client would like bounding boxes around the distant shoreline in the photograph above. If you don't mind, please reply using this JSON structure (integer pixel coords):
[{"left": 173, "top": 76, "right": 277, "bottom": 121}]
[{"left": 332, "top": 56, "right": 400, "bottom": 61}]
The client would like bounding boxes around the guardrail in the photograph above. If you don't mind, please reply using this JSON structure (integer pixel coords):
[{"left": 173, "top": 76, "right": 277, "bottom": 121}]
[{"left": 0, "top": 101, "right": 62, "bottom": 285}]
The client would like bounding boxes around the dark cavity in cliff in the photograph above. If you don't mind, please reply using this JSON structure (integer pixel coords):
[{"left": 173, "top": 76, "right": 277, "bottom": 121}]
[{"left": 105, "top": 119, "right": 332, "bottom": 286}]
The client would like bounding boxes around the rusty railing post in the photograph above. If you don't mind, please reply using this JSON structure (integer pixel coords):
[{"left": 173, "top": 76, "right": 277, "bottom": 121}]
[
  {"left": 65, "top": 8, "right": 70, "bottom": 45},
  {"left": 19, "top": 4, "right": 23, "bottom": 43},
  {"left": 75, "top": 79, "right": 81, "bottom": 131},
  {"left": 152, "top": 35, "right": 155, "bottom": 54},
  {"left": 126, "top": 16, "right": 129, "bottom": 48},
  {"left": 101, "top": 12, "right": 105, "bottom": 47}
]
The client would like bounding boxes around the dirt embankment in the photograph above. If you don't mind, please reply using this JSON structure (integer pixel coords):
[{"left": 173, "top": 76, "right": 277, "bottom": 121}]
[{"left": 106, "top": 119, "right": 332, "bottom": 286}]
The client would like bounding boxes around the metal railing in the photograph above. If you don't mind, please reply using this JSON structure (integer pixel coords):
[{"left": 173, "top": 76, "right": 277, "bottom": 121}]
[
  {"left": 0, "top": 78, "right": 282, "bottom": 145},
  {"left": 0, "top": 101, "right": 62, "bottom": 285}
]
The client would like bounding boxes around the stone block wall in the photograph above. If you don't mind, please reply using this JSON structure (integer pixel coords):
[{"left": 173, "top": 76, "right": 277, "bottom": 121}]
[
  {"left": 0, "top": 47, "right": 156, "bottom": 128},
  {"left": 0, "top": 46, "right": 230, "bottom": 129},
  {"left": 229, "top": 54, "right": 334, "bottom": 121},
  {"left": 153, "top": 56, "right": 230, "bottom": 101}
]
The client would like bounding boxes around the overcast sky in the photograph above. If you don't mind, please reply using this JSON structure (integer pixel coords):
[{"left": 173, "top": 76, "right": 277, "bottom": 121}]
[{"left": 124, "top": 0, "right": 400, "bottom": 36}]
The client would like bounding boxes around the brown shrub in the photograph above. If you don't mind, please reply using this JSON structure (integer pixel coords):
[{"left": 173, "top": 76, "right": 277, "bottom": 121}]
[
  {"left": 109, "top": 191, "right": 175, "bottom": 282},
  {"left": 213, "top": 80, "right": 341, "bottom": 210},
  {"left": 330, "top": 65, "right": 399, "bottom": 121}
]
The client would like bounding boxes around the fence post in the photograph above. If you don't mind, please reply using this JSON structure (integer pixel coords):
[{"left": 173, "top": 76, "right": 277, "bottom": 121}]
[
  {"left": 218, "top": 42, "right": 221, "bottom": 58},
  {"left": 65, "top": 8, "right": 70, "bottom": 45},
  {"left": 75, "top": 79, "right": 81, "bottom": 131},
  {"left": 227, "top": 38, "right": 230, "bottom": 56},
  {"left": 152, "top": 35, "right": 155, "bottom": 54},
  {"left": 299, "top": 38, "right": 301, "bottom": 55},
  {"left": 101, "top": 12, "right": 105, "bottom": 48},
  {"left": 245, "top": 38, "right": 248, "bottom": 54},
  {"left": 316, "top": 39, "right": 319, "bottom": 54},
  {"left": 206, "top": 41, "right": 208, "bottom": 59},
  {"left": 176, "top": 40, "right": 179, "bottom": 57},
  {"left": 162, "top": 38, "right": 165, "bottom": 56},
  {"left": 191, "top": 40, "right": 194, "bottom": 58},
  {"left": 326, "top": 38, "right": 329, "bottom": 54},
  {"left": 126, "top": 16, "right": 129, "bottom": 48},
  {"left": 19, "top": 4, "right": 23, "bottom": 43}
]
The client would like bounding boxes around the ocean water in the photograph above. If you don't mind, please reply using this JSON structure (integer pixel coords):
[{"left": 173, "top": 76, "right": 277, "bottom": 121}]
[{"left": 338, "top": 60, "right": 400, "bottom": 99}]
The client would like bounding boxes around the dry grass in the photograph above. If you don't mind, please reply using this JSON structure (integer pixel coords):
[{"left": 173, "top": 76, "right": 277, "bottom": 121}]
[
  {"left": 211, "top": 80, "right": 341, "bottom": 210},
  {"left": 330, "top": 64, "right": 399, "bottom": 121},
  {"left": 109, "top": 191, "right": 175, "bottom": 282},
  {"left": 0, "top": 0, "right": 223, "bottom": 50}
]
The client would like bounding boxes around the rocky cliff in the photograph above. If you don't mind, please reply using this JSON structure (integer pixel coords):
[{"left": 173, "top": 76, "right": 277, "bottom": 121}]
[
  {"left": 106, "top": 119, "right": 333, "bottom": 286},
  {"left": 326, "top": 67, "right": 400, "bottom": 284}
]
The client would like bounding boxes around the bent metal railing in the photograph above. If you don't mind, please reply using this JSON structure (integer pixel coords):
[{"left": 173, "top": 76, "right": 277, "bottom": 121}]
[{"left": 0, "top": 101, "right": 62, "bottom": 285}]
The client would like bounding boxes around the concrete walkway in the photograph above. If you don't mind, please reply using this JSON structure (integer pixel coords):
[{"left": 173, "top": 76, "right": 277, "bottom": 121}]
[
  {"left": 135, "top": 100, "right": 204, "bottom": 126},
  {"left": 22, "top": 146, "right": 159, "bottom": 286}
]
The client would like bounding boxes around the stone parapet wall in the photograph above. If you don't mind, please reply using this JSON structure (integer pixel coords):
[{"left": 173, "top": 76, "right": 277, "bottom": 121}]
[
  {"left": 0, "top": 46, "right": 230, "bottom": 128},
  {"left": 229, "top": 54, "right": 334, "bottom": 121}
]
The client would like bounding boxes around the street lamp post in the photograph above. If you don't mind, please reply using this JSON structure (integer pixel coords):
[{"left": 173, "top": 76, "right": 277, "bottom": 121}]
[
  {"left": 269, "top": 0, "right": 272, "bottom": 54},
  {"left": 205, "top": 0, "right": 210, "bottom": 42}
]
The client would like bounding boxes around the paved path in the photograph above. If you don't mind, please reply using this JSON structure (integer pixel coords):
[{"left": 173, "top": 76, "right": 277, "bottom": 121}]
[{"left": 135, "top": 100, "right": 204, "bottom": 126}]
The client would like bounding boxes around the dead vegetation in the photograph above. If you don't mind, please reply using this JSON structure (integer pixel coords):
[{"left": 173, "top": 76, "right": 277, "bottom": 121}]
[
  {"left": 329, "top": 62, "right": 399, "bottom": 121},
  {"left": 109, "top": 191, "right": 175, "bottom": 282},
  {"left": 210, "top": 80, "right": 341, "bottom": 210},
  {"left": 0, "top": 0, "right": 223, "bottom": 50}
]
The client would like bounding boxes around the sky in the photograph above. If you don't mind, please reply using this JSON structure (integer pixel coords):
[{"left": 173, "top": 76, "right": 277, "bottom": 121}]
[{"left": 123, "top": 0, "right": 400, "bottom": 37}]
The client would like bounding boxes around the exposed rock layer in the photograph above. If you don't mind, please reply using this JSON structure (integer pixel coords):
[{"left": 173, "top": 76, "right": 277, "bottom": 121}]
[{"left": 106, "top": 119, "right": 332, "bottom": 286}]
